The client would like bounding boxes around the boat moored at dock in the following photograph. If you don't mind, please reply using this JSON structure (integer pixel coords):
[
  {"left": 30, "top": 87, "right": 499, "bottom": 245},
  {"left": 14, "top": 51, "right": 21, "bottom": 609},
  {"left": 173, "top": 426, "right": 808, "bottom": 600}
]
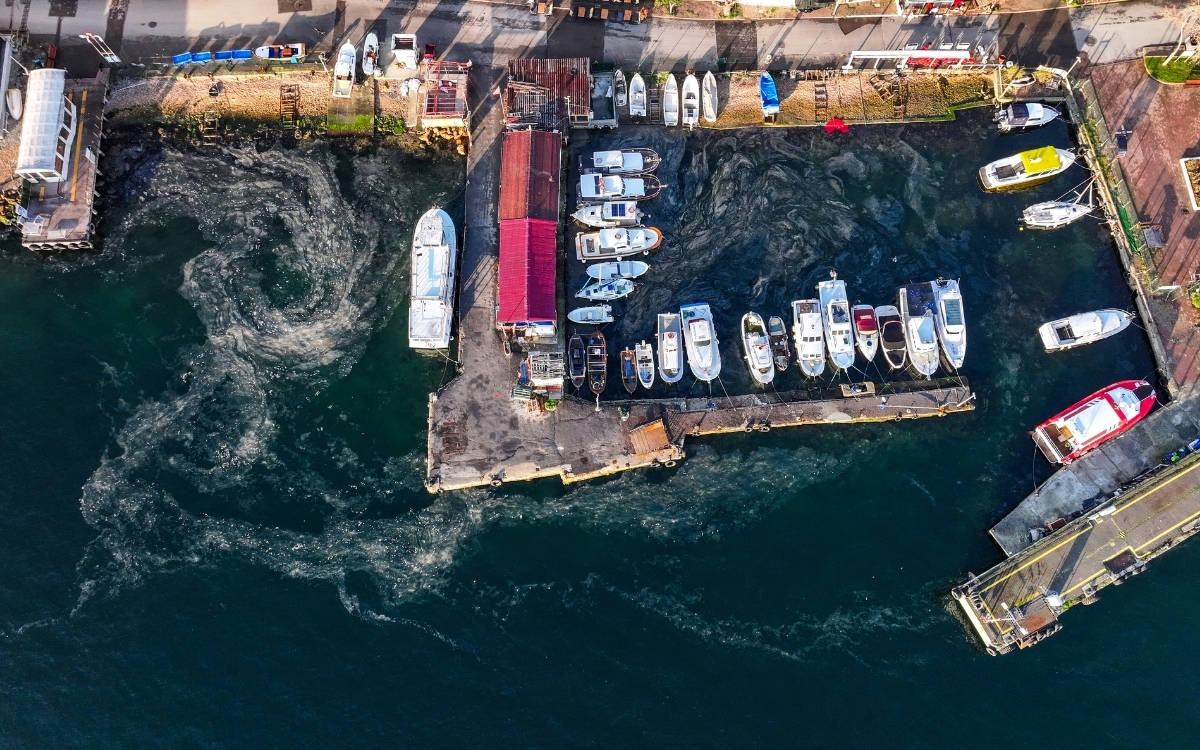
[
  {"left": 994, "top": 102, "right": 1059, "bottom": 132},
  {"left": 1038, "top": 309, "right": 1134, "bottom": 352},
  {"left": 741, "top": 312, "right": 775, "bottom": 386},
  {"left": 681, "top": 74, "right": 699, "bottom": 129},
  {"left": 586, "top": 260, "right": 649, "bottom": 280},
  {"left": 767, "top": 315, "right": 790, "bottom": 372},
  {"left": 876, "top": 304, "right": 907, "bottom": 371},
  {"left": 571, "top": 201, "right": 645, "bottom": 228},
  {"left": 656, "top": 313, "right": 684, "bottom": 384},
  {"left": 407, "top": 208, "right": 458, "bottom": 350},
  {"left": 629, "top": 73, "right": 647, "bottom": 117},
  {"left": 583, "top": 148, "right": 661, "bottom": 175},
  {"left": 978, "top": 146, "right": 1075, "bottom": 192},
  {"left": 576, "top": 277, "right": 635, "bottom": 301},
  {"left": 701, "top": 71, "right": 718, "bottom": 123},
  {"left": 663, "top": 74, "right": 679, "bottom": 127},
  {"left": 568, "top": 334, "right": 586, "bottom": 389},
  {"left": 680, "top": 303, "right": 721, "bottom": 382},
  {"left": 1032, "top": 379, "right": 1156, "bottom": 464},
  {"left": 1020, "top": 200, "right": 1092, "bottom": 229},
  {"left": 635, "top": 341, "right": 655, "bottom": 389},
  {"left": 568, "top": 305, "right": 613, "bottom": 325},
  {"left": 620, "top": 348, "right": 638, "bottom": 394},
  {"left": 791, "top": 299, "right": 825, "bottom": 378},
  {"left": 575, "top": 226, "right": 663, "bottom": 261},
  {"left": 931, "top": 278, "right": 966, "bottom": 369},
  {"left": 851, "top": 304, "right": 879, "bottom": 362},
  {"left": 898, "top": 283, "right": 939, "bottom": 378},
  {"left": 587, "top": 332, "right": 608, "bottom": 396},
  {"left": 578, "top": 173, "right": 663, "bottom": 203},
  {"left": 817, "top": 274, "right": 855, "bottom": 372}
]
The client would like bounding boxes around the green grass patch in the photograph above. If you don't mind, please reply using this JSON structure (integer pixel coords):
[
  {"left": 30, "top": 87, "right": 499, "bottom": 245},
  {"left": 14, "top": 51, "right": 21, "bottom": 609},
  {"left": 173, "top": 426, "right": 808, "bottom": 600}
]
[
  {"left": 326, "top": 113, "right": 375, "bottom": 133},
  {"left": 1144, "top": 56, "right": 1200, "bottom": 84}
]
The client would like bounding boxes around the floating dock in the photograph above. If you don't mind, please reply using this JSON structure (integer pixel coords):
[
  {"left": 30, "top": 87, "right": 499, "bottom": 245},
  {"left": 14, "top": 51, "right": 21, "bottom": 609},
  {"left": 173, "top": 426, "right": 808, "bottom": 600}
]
[{"left": 954, "top": 450, "right": 1200, "bottom": 654}]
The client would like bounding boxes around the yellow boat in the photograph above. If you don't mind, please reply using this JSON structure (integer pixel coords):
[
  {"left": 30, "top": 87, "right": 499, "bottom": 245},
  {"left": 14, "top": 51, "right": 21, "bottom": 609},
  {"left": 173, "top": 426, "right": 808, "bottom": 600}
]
[{"left": 978, "top": 146, "right": 1076, "bottom": 192}]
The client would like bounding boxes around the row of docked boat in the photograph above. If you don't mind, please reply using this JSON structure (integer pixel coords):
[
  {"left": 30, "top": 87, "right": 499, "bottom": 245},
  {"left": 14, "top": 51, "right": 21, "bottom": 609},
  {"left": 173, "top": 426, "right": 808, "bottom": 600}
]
[{"left": 624, "top": 71, "right": 719, "bottom": 128}]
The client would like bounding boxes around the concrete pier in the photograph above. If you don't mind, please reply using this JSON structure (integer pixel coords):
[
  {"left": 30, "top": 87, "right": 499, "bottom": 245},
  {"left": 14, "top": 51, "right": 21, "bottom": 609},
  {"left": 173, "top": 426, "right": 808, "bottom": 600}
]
[{"left": 955, "top": 450, "right": 1200, "bottom": 655}]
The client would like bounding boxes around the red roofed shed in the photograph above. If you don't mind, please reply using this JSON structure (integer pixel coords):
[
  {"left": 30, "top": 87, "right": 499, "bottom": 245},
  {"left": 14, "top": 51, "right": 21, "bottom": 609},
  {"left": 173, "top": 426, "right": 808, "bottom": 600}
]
[
  {"left": 497, "top": 218, "right": 557, "bottom": 326},
  {"left": 500, "top": 130, "right": 561, "bottom": 222}
]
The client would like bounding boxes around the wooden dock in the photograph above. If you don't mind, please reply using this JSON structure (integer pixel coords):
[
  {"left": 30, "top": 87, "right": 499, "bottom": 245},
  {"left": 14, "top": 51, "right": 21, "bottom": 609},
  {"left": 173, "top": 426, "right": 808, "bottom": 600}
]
[{"left": 954, "top": 450, "right": 1200, "bottom": 655}]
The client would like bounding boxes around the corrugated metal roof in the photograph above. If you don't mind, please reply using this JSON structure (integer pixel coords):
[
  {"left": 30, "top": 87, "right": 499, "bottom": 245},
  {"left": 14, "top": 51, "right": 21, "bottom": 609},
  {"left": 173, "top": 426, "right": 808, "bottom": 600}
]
[
  {"left": 499, "top": 130, "right": 561, "bottom": 221},
  {"left": 497, "top": 218, "right": 557, "bottom": 325},
  {"left": 508, "top": 58, "right": 591, "bottom": 121}
]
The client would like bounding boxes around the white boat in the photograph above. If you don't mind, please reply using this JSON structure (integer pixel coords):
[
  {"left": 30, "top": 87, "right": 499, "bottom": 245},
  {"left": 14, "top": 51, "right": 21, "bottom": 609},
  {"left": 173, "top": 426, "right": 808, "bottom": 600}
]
[
  {"left": 391, "top": 33, "right": 418, "bottom": 69},
  {"left": 614, "top": 70, "right": 628, "bottom": 108},
  {"left": 662, "top": 74, "right": 679, "bottom": 127},
  {"left": 578, "top": 173, "right": 663, "bottom": 203},
  {"left": 656, "top": 313, "right": 684, "bottom": 384},
  {"left": 875, "top": 305, "right": 906, "bottom": 371},
  {"left": 898, "top": 283, "right": 940, "bottom": 378},
  {"left": 629, "top": 73, "right": 648, "bottom": 117},
  {"left": 584, "top": 148, "right": 661, "bottom": 175},
  {"left": 568, "top": 305, "right": 613, "bottom": 325},
  {"left": 791, "top": 299, "right": 825, "bottom": 378},
  {"left": 1038, "top": 309, "right": 1134, "bottom": 353},
  {"left": 253, "top": 43, "right": 306, "bottom": 61},
  {"left": 1021, "top": 200, "right": 1092, "bottom": 229},
  {"left": 575, "top": 227, "right": 663, "bottom": 261},
  {"left": 586, "top": 260, "right": 649, "bottom": 280},
  {"left": 332, "top": 42, "right": 356, "bottom": 99},
  {"left": 741, "top": 312, "right": 775, "bottom": 386},
  {"left": 635, "top": 340, "right": 655, "bottom": 389},
  {"left": 851, "top": 304, "right": 879, "bottom": 362},
  {"left": 995, "top": 102, "right": 1059, "bottom": 132},
  {"left": 817, "top": 274, "right": 855, "bottom": 372},
  {"left": 978, "top": 146, "right": 1075, "bottom": 192},
  {"left": 408, "top": 208, "right": 457, "bottom": 349},
  {"left": 362, "top": 33, "right": 379, "bottom": 77},
  {"left": 571, "top": 201, "right": 645, "bottom": 228},
  {"left": 680, "top": 303, "right": 720, "bottom": 381},
  {"left": 576, "top": 278, "right": 635, "bottom": 301},
  {"left": 681, "top": 73, "right": 700, "bottom": 129},
  {"left": 931, "top": 278, "right": 966, "bottom": 369},
  {"left": 5, "top": 88, "right": 21, "bottom": 120},
  {"left": 701, "top": 71, "right": 717, "bottom": 123}
]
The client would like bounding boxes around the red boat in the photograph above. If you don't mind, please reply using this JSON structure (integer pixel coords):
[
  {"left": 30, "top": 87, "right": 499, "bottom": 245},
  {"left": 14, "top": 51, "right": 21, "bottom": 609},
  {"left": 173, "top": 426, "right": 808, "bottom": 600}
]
[{"left": 1032, "top": 379, "right": 1156, "bottom": 465}]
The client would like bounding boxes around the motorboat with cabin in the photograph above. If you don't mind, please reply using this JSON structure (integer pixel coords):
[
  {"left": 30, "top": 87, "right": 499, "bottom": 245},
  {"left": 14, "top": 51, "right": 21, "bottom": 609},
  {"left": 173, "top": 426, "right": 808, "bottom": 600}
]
[
  {"left": 407, "top": 208, "right": 457, "bottom": 349},
  {"left": 620, "top": 348, "right": 638, "bottom": 394},
  {"left": 1032, "top": 379, "right": 1156, "bottom": 465},
  {"left": 614, "top": 70, "right": 628, "bottom": 108},
  {"left": 791, "top": 299, "right": 825, "bottom": 378},
  {"left": 635, "top": 341, "right": 655, "bottom": 389},
  {"left": 568, "top": 334, "right": 587, "bottom": 389},
  {"left": 681, "top": 74, "right": 700, "bottom": 129},
  {"left": 629, "top": 73, "right": 648, "bottom": 117},
  {"left": 767, "top": 315, "right": 790, "bottom": 372},
  {"left": 875, "top": 305, "right": 907, "bottom": 371},
  {"left": 932, "top": 278, "right": 966, "bottom": 369},
  {"left": 760, "top": 73, "right": 779, "bottom": 121},
  {"left": 576, "top": 277, "right": 635, "bottom": 301},
  {"left": 663, "top": 74, "right": 679, "bottom": 127},
  {"left": 568, "top": 305, "right": 613, "bottom": 325},
  {"left": 578, "top": 173, "right": 663, "bottom": 203},
  {"left": 362, "top": 33, "right": 379, "bottom": 77},
  {"left": 898, "top": 283, "right": 940, "bottom": 378},
  {"left": 817, "top": 274, "right": 855, "bottom": 372},
  {"left": 583, "top": 149, "right": 661, "bottom": 176},
  {"left": 332, "top": 42, "right": 356, "bottom": 99},
  {"left": 575, "top": 227, "right": 663, "bottom": 261},
  {"left": 995, "top": 102, "right": 1059, "bottom": 132},
  {"left": 586, "top": 260, "right": 649, "bottom": 281},
  {"left": 701, "top": 71, "right": 718, "bottom": 123},
  {"left": 1038, "top": 309, "right": 1134, "bottom": 353},
  {"left": 978, "top": 146, "right": 1075, "bottom": 192},
  {"left": 851, "top": 305, "right": 879, "bottom": 362},
  {"left": 656, "top": 313, "right": 684, "bottom": 384},
  {"left": 587, "top": 332, "right": 608, "bottom": 396},
  {"left": 681, "top": 303, "right": 721, "bottom": 382},
  {"left": 571, "top": 201, "right": 645, "bottom": 228},
  {"left": 741, "top": 312, "right": 775, "bottom": 386}
]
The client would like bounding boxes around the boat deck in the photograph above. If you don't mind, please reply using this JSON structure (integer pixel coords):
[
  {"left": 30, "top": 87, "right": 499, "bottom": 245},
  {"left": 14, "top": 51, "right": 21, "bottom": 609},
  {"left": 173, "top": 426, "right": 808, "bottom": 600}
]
[{"left": 955, "top": 449, "right": 1200, "bottom": 654}]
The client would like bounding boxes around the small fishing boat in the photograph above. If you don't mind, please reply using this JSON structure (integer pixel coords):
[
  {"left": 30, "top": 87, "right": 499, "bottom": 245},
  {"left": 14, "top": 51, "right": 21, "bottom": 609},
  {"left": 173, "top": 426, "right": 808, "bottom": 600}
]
[
  {"left": 875, "top": 305, "right": 907, "bottom": 371},
  {"left": 1021, "top": 200, "right": 1092, "bottom": 229},
  {"left": 741, "top": 312, "right": 775, "bottom": 386},
  {"left": 614, "top": 70, "right": 628, "bottom": 108},
  {"left": 587, "top": 332, "right": 608, "bottom": 396},
  {"left": 978, "top": 146, "right": 1075, "bottom": 192},
  {"left": 575, "top": 226, "right": 663, "bottom": 261},
  {"left": 1033, "top": 379, "right": 1156, "bottom": 465},
  {"left": 657, "top": 313, "right": 684, "bottom": 384},
  {"left": 332, "top": 42, "right": 356, "bottom": 99},
  {"left": 995, "top": 102, "right": 1059, "bottom": 133},
  {"left": 583, "top": 148, "right": 661, "bottom": 175},
  {"left": 629, "top": 73, "right": 648, "bottom": 117},
  {"left": 817, "top": 273, "right": 855, "bottom": 372},
  {"left": 791, "top": 299, "right": 825, "bottom": 378},
  {"left": 5, "top": 89, "right": 21, "bottom": 120},
  {"left": 571, "top": 201, "right": 645, "bottom": 228},
  {"left": 568, "top": 305, "right": 613, "bottom": 325},
  {"left": 576, "top": 277, "right": 635, "bottom": 301},
  {"left": 898, "top": 283, "right": 939, "bottom": 378},
  {"left": 578, "top": 173, "right": 663, "bottom": 203},
  {"left": 662, "top": 74, "right": 679, "bottom": 127},
  {"left": 767, "top": 315, "right": 790, "bottom": 372},
  {"left": 620, "top": 348, "right": 638, "bottom": 394},
  {"left": 391, "top": 33, "right": 418, "bottom": 69},
  {"left": 680, "top": 303, "right": 721, "bottom": 382},
  {"left": 568, "top": 334, "right": 587, "bottom": 389},
  {"left": 701, "top": 71, "right": 718, "bottom": 123},
  {"left": 362, "top": 33, "right": 379, "bottom": 77},
  {"left": 253, "top": 43, "right": 307, "bottom": 61},
  {"left": 932, "top": 278, "right": 966, "bottom": 369},
  {"left": 1038, "top": 309, "right": 1134, "bottom": 353},
  {"left": 635, "top": 341, "right": 655, "bottom": 390},
  {"left": 681, "top": 73, "right": 700, "bottom": 129},
  {"left": 851, "top": 304, "right": 879, "bottom": 363},
  {"left": 408, "top": 208, "right": 458, "bottom": 350},
  {"left": 759, "top": 72, "right": 779, "bottom": 120},
  {"left": 586, "top": 260, "right": 649, "bottom": 281}
]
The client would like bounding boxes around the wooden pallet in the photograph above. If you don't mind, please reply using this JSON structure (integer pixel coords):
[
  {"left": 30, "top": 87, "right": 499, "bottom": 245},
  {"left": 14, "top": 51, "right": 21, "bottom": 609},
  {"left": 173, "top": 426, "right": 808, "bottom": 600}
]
[{"left": 814, "top": 82, "right": 828, "bottom": 120}]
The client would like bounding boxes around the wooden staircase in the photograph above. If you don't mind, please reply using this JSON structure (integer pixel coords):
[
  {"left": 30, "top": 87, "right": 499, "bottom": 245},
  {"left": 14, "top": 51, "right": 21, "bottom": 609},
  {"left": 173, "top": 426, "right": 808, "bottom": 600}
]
[
  {"left": 279, "top": 84, "right": 299, "bottom": 135},
  {"left": 814, "top": 82, "right": 828, "bottom": 120}
]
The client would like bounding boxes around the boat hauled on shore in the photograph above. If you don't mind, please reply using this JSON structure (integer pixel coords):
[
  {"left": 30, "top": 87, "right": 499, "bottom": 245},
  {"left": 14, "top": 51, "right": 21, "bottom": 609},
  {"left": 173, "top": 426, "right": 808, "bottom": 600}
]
[
  {"left": 702, "top": 71, "right": 718, "bottom": 123},
  {"left": 663, "top": 74, "right": 679, "bottom": 127},
  {"left": 332, "top": 42, "right": 356, "bottom": 98},
  {"left": 760, "top": 73, "right": 779, "bottom": 121},
  {"left": 681, "top": 74, "right": 700, "bottom": 129},
  {"left": 1032, "top": 379, "right": 1156, "bottom": 464},
  {"left": 629, "top": 73, "right": 647, "bottom": 117},
  {"left": 1038, "top": 309, "right": 1133, "bottom": 353},
  {"left": 656, "top": 313, "right": 684, "bottom": 384},
  {"left": 407, "top": 208, "right": 457, "bottom": 350},
  {"left": 681, "top": 303, "right": 720, "bottom": 382}
]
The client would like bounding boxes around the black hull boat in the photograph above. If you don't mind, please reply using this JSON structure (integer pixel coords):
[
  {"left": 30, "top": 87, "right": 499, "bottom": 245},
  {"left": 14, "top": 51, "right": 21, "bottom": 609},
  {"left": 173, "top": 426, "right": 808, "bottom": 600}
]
[
  {"left": 568, "top": 334, "right": 587, "bottom": 389},
  {"left": 587, "top": 332, "right": 608, "bottom": 396}
]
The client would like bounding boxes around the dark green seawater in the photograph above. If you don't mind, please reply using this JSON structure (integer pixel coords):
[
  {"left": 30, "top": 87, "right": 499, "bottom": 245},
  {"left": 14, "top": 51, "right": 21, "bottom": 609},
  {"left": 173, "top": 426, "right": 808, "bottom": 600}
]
[{"left": 1, "top": 114, "right": 1196, "bottom": 747}]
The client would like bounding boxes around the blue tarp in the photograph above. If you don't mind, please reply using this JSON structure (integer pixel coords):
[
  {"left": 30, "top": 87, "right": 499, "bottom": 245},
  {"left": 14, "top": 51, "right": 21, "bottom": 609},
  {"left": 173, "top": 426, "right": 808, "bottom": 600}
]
[
  {"left": 214, "top": 50, "right": 234, "bottom": 60},
  {"left": 232, "top": 49, "right": 253, "bottom": 60},
  {"left": 759, "top": 73, "right": 779, "bottom": 116},
  {"left": 172, "top": 52, "right": 191, "bottom": 65},
  {"left": 190, "top": 52, "right": 212, "bottom": 63}
]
